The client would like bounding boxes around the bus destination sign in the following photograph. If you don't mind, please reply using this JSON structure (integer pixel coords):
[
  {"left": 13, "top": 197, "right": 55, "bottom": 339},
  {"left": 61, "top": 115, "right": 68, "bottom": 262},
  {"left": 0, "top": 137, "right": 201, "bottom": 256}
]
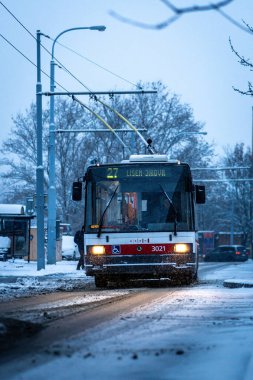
[{"left": 105, "top": 167, "right": 167, "bottom": 179}]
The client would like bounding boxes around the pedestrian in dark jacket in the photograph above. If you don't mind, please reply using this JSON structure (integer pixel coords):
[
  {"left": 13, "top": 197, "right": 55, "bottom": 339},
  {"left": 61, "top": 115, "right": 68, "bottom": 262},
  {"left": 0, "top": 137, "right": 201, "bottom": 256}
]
[{"left": 74, "top": 225, "right": 85, "bottom": 270}]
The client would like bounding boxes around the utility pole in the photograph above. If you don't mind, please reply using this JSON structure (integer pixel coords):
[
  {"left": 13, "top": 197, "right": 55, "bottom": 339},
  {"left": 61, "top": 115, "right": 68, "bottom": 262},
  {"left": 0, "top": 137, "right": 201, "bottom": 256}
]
[
  {"left": 251, "top": 106, "right": 253, "bottom": 257},
  {"left": 36, "top": 30, "right": 45, "bottom": 270},
  {"left": 47, "top": 26, "right": 107, "bottom": 265}
]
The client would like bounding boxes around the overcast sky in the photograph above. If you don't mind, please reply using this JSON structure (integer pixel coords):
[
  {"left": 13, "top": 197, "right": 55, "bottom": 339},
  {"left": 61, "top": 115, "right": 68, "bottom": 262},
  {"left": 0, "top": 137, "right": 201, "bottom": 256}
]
[{"left": 0, "top": 0, "right": 253, "bottom": 158}]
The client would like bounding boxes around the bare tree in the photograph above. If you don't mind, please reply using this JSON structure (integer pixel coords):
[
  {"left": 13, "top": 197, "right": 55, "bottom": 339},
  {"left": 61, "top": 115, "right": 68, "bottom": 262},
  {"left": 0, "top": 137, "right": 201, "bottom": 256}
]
[
  {"left": 89, "top": 81, "right": 214, "bottom": 168},
  {"left": 199, "top": 143, "right": 252, "bottom": 245},
  {"left": 53, "top": 98, "right": 95, "bottom": 223},
  {"left": 229, "top": 27, "right": 253, "bottom": 96},
  {"left": 228, "top": 26, "right": 253, "bottom": 247},
  {"left": 0, "top": 103, "right": 49, "bottom": 202},
  {"left": 0, "top": 99, "right": 94, "bottom": 226},
  {"left": 220, "top": 144, "right": 252, "bottom": 245}
]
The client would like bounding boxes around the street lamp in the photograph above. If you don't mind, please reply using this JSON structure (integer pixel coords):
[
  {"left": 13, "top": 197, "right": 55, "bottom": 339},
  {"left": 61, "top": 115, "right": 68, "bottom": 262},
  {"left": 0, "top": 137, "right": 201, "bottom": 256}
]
[{"left": 47, "top": 25, "right": 106, "bottom": 264}]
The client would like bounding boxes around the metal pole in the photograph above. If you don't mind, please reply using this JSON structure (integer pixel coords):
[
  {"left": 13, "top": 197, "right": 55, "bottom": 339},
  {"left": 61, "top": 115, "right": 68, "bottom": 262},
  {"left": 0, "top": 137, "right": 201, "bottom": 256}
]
[
  {"left": 55, "top": 128, "right": 147, "bottom": 133},
  {"left": 230, "top": 198, "right": 234, "bottom": 245},
  {"left": 251, "top": 106, "right": 253, "bottom": 257},
  {"left": 47, "top": 56, "right": 56, "bottom": 264},
  {"left": 36, "top": 30, "right": 45, "bottom": 270},
  {"left": 47, "top": 26, "right": 106, "bottom": 264},
  {"left": 41, "top": 90, "right": 158, "bottom": 96}
]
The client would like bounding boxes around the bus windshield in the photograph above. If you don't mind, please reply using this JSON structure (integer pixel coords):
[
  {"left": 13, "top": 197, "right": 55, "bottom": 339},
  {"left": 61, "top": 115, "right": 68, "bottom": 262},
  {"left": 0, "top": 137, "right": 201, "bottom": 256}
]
[{"left": 85, "top": 164, "right": 195, "bottom": 234}]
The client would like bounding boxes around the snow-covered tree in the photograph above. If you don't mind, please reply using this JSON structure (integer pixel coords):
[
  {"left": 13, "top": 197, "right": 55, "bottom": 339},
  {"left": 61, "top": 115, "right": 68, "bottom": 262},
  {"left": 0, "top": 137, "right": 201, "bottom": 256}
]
[
  {"left": 90, "top": 82, "right": 214, "bottom": 168},
  {"left": 220, "top": 143, "right": 252, "bottom": 245},
  {"left": 197, "top": 143, "right": 252, "bottom": 245}
]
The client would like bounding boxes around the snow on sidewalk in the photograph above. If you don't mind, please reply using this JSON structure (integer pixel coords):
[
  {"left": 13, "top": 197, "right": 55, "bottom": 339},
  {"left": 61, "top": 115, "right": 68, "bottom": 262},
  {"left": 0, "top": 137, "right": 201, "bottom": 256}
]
[
  {"left": 0, "top": 259, "right": 91, "bottom": 301},
  {"left": 199, "top": 259, "right": 253, "bottom": 287},
  {"left": 0, "top": 259, "right": 80, "bottom": 277}
]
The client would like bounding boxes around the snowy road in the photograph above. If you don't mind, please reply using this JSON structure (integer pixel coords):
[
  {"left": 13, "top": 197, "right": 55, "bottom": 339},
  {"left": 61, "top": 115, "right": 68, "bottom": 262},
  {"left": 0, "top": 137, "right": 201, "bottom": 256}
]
[{"left": 1, "top": 262, "right": 253, "bottom": 380}]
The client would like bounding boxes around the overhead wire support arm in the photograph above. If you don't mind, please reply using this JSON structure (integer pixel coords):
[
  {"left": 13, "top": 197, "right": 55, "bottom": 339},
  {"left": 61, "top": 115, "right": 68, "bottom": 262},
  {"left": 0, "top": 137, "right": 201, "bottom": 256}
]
[
  {"left": 41, "top": 90, "right": 157, "bottom": 96},
  {"left": 55, "top": 128, "right": 147, "bottom": 133}
]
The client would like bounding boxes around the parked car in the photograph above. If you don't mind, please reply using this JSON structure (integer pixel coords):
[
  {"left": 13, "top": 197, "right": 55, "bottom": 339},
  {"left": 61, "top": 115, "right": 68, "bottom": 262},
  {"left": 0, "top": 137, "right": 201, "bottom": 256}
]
[
  {"left": 0, "top": 236, "right": 11, "bottom": 261},
  {"left": 61, "top": 235, "right": 80, "bottom": 260},
  {"left": 204, "top": 245, "right": 248, "bottom": 262},
  {"left": 60, "top": 223, "right": 72, "bottom": 236}
]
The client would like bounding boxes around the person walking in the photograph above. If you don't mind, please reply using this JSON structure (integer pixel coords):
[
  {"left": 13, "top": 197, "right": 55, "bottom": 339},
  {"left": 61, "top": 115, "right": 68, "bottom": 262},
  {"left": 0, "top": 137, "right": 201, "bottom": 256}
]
[{"left": 74, "top": 225, "right": 85, "bottom": 270}]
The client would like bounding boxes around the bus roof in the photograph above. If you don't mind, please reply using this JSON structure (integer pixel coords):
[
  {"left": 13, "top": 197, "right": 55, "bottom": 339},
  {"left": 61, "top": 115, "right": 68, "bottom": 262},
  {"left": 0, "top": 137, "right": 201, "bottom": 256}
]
[{"left": 122, "top": 155, "right": 180, "bottom": 164}]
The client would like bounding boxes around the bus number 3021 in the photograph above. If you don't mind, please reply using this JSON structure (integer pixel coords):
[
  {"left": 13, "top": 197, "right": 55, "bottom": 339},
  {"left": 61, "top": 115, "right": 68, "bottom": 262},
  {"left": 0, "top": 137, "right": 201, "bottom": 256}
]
[{"left": 152, "top": 245, "right": 166, "bottom": 252}]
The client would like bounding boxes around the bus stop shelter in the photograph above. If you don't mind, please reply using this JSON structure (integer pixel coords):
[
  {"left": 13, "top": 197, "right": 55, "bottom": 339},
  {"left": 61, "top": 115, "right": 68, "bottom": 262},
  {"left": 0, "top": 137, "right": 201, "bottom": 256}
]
[{"left": 0, "top": 204, "right": 34, "bottom": 261}]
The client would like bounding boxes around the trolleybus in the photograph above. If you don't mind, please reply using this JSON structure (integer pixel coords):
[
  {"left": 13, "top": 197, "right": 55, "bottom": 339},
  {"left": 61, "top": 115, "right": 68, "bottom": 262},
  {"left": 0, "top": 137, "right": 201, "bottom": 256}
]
[{"left": 72, "top": 154, "right": 205, "bottom": 287}]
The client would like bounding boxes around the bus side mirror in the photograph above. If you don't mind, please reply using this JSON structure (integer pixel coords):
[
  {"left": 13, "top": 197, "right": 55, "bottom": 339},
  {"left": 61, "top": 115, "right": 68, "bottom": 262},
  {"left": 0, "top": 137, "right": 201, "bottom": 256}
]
[
  {"left": 72, "top": 182, "right": 82, "bottom": 201},
  {"left": 195, "top": 185, "right": 205, "bottom": 204}
]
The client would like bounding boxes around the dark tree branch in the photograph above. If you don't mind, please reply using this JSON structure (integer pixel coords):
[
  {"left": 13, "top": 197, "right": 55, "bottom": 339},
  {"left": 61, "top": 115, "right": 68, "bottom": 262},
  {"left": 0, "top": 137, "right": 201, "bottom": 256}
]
[
  {"left": 232, "top": 86, "right": 251, "bottom": 96},
  {"left": 242, "top": 20, "right": 253, "bottom": 33},
  {"left": 110, "top": 0, "right": 235, "bottom": 30},
  {"left": 215, "top": 9, "right": 252, "bottom": 34},
  {"left": 232, "top": 83, "right": 253, "bottom": 96},
  {"left": 230, "top": 35, "right": 253, "bottom": 96},
  {"left": 229, "top": 38, "right": 253, "bottom": 68},
  {"left": 109, "top": 10, "right": 179, "bottom": 30},
  {"left": 161, "top": 0, "right": 233, "bottom": 14}
]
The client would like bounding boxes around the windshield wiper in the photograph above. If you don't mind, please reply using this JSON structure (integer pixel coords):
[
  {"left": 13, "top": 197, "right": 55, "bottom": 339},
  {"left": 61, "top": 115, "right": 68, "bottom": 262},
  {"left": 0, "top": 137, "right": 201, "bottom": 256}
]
[
  {"left": 159, "top": 184, "right": 178, "bottom": 236},
  {"left": 97, "top": 185, "right": 119, "bottom": 238}
]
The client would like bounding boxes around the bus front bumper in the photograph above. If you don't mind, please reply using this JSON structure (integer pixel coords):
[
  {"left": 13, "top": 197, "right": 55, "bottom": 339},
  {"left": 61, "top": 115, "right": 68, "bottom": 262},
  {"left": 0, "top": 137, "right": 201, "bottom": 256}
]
[{"left": 85, "top": 254, "right": 197, "bottom": 278}]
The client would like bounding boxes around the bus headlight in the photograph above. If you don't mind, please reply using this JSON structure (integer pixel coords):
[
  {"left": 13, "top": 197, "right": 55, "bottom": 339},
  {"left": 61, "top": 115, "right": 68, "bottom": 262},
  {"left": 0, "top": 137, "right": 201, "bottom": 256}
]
[
  {"left": 90, "top": 246, "right": 105, "bottom": 255},
  {"left": 174, "top": 243, "right": 190, "bottom": 254}
]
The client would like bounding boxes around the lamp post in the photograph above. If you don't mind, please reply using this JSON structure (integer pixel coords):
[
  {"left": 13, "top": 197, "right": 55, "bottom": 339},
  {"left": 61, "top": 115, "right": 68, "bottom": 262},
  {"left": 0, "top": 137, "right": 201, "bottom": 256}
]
[{"left": 47, "top": 25, "right": 106, "bottom": 264}]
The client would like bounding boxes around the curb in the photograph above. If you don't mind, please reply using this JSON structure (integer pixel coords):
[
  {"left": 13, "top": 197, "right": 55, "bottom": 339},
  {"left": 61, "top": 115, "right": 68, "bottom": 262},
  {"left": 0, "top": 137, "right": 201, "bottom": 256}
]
[{"left": 223, "top": 280, "right": 253, "bottom": 288}]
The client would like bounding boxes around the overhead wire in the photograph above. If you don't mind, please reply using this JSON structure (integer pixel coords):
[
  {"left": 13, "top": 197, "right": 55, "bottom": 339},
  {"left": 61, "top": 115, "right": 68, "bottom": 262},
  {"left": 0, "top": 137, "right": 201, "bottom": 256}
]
[
  {"left": 0, "top": 32, "right": 38, "bottom": 69},
  {"left": 0, "top": 1, "right": 35, "bottom": 39},
  {"left": 0, "top": 33, "right": 71, "bottom": 93},
  {"left": 0, "top": 29, "right": 133, "bottom": 151},
  {"left": 0, "top": 1, "right": 139, "bottom": 91},
  {"left": 0, "top": 32, "right": 130, "bottom": 149},
  {"left": 0, "top": 2, "right": 71, "bottom": 92},
  {"left": 0, "top": 1, "right": 153, "bottom": 151},
  {"left": 2, "top": 0, "right": 250, "bottom": 157},
  {"left": 50, "top": 38, "right": 140, "bottom": 89},
  {"left": 0, "top": 1, "right": 79, "bottom": 87}
]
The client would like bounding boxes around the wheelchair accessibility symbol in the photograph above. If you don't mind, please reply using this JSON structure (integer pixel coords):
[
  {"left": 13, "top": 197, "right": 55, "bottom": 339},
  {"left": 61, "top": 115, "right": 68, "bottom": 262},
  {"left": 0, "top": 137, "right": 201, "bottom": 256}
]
[{"left": 112, "top": 245, "right": 121, "bottom": 254}]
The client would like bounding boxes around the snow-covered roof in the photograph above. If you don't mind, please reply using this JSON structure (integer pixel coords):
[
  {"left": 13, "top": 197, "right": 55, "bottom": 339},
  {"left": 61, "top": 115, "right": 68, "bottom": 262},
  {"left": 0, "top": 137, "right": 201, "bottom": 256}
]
[{"left": 0, "top": 204, "right": 25, "bottom": 215}]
